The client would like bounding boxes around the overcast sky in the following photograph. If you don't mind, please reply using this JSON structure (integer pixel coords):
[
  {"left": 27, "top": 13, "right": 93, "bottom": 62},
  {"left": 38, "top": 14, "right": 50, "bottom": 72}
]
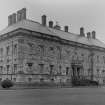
[{"left": 0, "top": 0, "right": 105, "bottom": 43}]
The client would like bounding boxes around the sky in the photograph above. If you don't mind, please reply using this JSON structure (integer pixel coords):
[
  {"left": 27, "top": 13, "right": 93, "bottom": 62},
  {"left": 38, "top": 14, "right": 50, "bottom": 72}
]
[{"left": 0, "top": 0, "right": 105, "bottom": 43}]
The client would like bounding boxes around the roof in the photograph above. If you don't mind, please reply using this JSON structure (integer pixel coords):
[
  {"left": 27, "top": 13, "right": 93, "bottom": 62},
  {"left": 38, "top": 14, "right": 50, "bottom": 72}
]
[{"left": 0, "top": 19, "right": 105, "bottom": 48}]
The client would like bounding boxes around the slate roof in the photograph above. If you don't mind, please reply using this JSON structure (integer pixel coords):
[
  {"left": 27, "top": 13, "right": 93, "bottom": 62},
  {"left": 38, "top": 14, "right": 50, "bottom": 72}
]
[{"left": 0, "top": 19, "right": 105, "bottom": 48}]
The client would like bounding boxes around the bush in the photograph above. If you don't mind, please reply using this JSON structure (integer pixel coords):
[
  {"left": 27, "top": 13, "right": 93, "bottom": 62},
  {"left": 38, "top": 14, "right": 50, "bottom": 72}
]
[
  {"left": 1, "top": 79, "right": 14, "bottom": 88},
  {"left": 71, "top": 78, "right": 99, "bottom": 86}
]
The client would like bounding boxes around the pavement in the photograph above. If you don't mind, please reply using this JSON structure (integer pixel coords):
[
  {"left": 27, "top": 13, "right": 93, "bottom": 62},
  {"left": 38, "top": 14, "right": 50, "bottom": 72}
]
[{"left": 0, "top": 87, "right": 104, "bottom": 105}]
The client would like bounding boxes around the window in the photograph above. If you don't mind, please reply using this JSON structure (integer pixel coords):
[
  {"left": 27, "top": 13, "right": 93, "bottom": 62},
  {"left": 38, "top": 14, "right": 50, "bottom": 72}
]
[
  {"left": 13, "top": 78, "right": 16, "bottom": 81},
  {"left": 14, "top": 44, "right": 17, "bottom": 55},
  {"left": 39, "top": 64, "right": 44, "bottom": 73},
  {"left": 88, "top": 69, "right": 91, "bottom": 76},
  {"left": 7, "top": 65, "right": 10, "bottom": 74},
  {"left": 0, "top": 58, "right": 3, "bottom": 62},
  {"left": 81, "top": 53, "right": 84, "bottom": 56},
  {"left": 50, "top": 65, "right": 54, "bottom": 75},
  {"left": 28, "top": 42, "right": 34, "bottom": 51},
  {"left": 0, "top": 66, "right": 3, "bottom": 74},
  {"left": 39, "top": 45, "right": 44, "bottom": 56},
  {"left": 27, "top": 63, "right": 33, "bottom": 67},
  {"left": 6, "top": 46, "right": 10, "bottom": 56},
  {"left": 58, "top": 65, "right": 62, "bottom": 74},
  {"left": 97, "top": 69, "right": 99, "bottom": 77},
  {"left": 66, "top": 67, "right": 69, "bottom": 75},
  {"left": 97, "top": 56, "right": 99, "bottom": 63},
  {"left": 0, "top": 48, "right": 3, "bottom": 56},
  {"left": 28, "top": 78, "right": 32, "bottom": 82},
  {"left": 103, "top": 70, "right": 105, "bottom": 73},
  {"left": 103, "top": 56, "right": 105, "bottom": 63},
  {"left": 50, "top": 47, "right": 54, "bottom": 51},
  {"left": 14, "top": 64, "right": 17, "bottom": 74},
  {"left": 74, "top": 52, "right": 77, "bottom": 55}
]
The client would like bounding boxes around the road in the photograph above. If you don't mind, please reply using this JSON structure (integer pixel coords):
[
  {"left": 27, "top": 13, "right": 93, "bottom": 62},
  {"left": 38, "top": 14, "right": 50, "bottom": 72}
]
[{"left": 0, "top": 87, "right": 105, "bottom": 105}]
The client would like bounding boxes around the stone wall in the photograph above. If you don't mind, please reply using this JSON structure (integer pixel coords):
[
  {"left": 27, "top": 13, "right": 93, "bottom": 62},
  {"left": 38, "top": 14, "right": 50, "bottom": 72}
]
[
  {"left": 17, "top": 33, "right": 93, "bottom": 83},
  {"left": 0, "top": 32, "right": 104, "bottom": 84}
]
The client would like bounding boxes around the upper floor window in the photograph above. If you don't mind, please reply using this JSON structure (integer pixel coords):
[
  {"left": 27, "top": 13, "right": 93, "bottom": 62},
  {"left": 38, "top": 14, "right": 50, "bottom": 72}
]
[
  {"left": 14, "top": 44, "right": 17, "bottom": 55},
  {"left": 48, "top": 46, "right": 55, "bottom": 57},
  {"left": 58, "top": 65, "right": 62, "bottom": 74},
  {"left": 97, "top": 56, "right": 99, "bottom": 63},
  {"left": 28, "top": 42, "right": 34, "bottom": 50},
  {"left": 6, "top": 46, "right": 10, "bottom": 56},
  {"left": 0, "top": 48, "right": 3, "bottom": 56},
  {"left": 97, "top": 69, "right": 99, "bottom": 75},
  {"left": 81, "top": 53, "right": 84, "bottom": 56},
  {"left": 103, "top": 56, "right": 105, "bottom": 63},
  {"left": 102, "top": 70, "right": 105, "bottom": 73},
  {"left": 49, "top": 47, "right": 54, "bottom": 51}
]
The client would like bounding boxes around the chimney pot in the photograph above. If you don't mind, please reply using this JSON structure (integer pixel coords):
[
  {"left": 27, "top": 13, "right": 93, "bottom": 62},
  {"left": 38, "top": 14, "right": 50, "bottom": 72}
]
[
  {"left": 54, "top": 25, "right": 61, "bottom": 30},
  {"left": 49, "top": 21, "right": 53, "bottom": 28},
  {"left": 64, "top": 26, "right": 68, "bottom": 32},
  {"left": 42, "top": 15, "right": 46, "bottom": 26},
  {"left": 92, "top": 31, "right": 96, "bottom": 39},
  {"left": 80, "top": 27, "right": 85, "bottom": 36},
  {"left": 87, "top": 32, "right": 91, "bottom": 38}
]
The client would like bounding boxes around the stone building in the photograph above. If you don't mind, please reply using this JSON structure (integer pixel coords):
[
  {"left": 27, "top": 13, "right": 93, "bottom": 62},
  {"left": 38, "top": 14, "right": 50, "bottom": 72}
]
[{"left": 0, "top": 8, "right": 105, "bottom": 84}]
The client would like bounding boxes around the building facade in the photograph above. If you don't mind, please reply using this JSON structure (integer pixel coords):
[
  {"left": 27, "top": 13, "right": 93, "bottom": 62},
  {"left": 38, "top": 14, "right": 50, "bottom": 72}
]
[{"left": 0, "top": 8, "right": 105, "bottom": 84}]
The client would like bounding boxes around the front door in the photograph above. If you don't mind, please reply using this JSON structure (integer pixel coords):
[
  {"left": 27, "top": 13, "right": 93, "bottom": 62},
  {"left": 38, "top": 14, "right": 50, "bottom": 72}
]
[{"left": 72, "top": 65, "right": 81, "bottom": 80}]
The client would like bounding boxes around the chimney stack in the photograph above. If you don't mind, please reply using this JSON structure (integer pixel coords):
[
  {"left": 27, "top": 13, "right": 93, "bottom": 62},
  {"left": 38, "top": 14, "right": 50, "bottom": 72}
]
[
  {"left": 17, "top": 10, "right": 22, "bottom": 22},
  {"left": 80, "top": 27, "right": 85, "bottom": 36},
  {"left": 54, "top": 22, "right": 61, "bottom": 30},
  {"left": 8, "top": 13, "right": 16, "bottom": 26},
  {"left": 8, "top": 15, "right": 12, "bottom": 26},
  {"left": 92, "top": 31, "right": 96, "bottom": 39},
  {"left": 64, "top": 26, "right": 68, "bottom": 32},
  {"left": 21, "top": 8, "right": 26, "bottom": 20},
  {"left": 12, "top": 13, "right": 16, "bottom": 24},
  {"left": 49, "top": 21, "right": 53, "bottom": 28},
  {"left": 87, "top": 32, "right": 91, "bottom": 39},
  {"left": 42, "top": 15, "right": 46, "bottom": 26},
  {"left": 17, "top": 8, "right": 26, "bottom": 22},
  {"left": 8, "top": 8, "right": 26, "bottom": 26}
]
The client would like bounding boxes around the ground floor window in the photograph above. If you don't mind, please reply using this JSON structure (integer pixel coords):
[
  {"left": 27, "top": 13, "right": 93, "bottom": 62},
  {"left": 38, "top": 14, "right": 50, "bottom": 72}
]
[
  {"left": 39, "top": 64, "right": 44, "bottom": 73},
  {"left": 14, "top": 64, "right": 17, "bottom": 74},
  {"left": 0, "top": 66, "right": 3, "bottom": 74},
  {"left": 7, "top": 65, "right": 10, "bottom": 74},
  {"left": 49, "top": 65, "right": 54, "bottom": 75}
]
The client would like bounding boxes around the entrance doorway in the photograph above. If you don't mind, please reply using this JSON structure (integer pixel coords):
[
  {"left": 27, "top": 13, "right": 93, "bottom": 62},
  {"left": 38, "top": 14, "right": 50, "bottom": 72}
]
[{"left": 72, "top": 65, "right": 83, "bottom": 80}]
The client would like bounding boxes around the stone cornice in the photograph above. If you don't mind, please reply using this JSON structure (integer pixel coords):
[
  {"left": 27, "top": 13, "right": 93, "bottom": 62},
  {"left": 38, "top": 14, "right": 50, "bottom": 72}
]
[{"left": 0, "top": 28, "right": 105, "bottom": 52}]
